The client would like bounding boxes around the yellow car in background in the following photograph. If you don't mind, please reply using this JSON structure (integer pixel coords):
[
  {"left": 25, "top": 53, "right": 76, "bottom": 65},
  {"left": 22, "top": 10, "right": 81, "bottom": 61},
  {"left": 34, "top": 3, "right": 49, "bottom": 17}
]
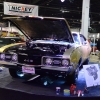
[
  {"left": 0, "top": 36, "right": 25, "bottom": 70},
  {"left": 0, "top": 37, "right": 25, "bottom": 52}
]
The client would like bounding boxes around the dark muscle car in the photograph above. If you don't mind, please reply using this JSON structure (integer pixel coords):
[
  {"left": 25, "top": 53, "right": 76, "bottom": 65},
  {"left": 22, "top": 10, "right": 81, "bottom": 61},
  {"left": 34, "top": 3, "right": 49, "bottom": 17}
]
[{"left": 0, "top": 16, "right": 91, "bottom": 84}]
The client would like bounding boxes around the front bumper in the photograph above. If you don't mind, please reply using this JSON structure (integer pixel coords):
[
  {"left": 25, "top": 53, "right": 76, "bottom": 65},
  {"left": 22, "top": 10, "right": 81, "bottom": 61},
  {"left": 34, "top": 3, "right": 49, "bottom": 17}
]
[
  {"left": 0, "top": 61, "right": 17, "bottom": 68},
  {"left": 0, "top": 61, "right": 74, "bottom": 74}
]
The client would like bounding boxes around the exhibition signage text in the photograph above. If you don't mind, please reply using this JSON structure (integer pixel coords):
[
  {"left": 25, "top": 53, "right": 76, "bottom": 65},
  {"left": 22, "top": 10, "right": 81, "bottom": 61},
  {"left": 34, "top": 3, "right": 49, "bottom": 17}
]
[{"left": 4, "top": 2, "right": 38, "bottom": 16}]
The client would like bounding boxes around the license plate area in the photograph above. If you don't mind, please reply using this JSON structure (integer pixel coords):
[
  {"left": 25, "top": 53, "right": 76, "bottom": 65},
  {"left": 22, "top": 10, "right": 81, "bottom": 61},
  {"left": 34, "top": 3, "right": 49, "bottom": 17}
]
[{"left": 22, "top": 66, "right": 35, "bottom": 74}]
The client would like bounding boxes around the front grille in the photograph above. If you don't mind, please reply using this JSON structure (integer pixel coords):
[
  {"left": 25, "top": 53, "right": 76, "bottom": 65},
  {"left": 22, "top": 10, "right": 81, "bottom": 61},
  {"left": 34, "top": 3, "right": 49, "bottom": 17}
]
[
  {"left": 53, "top": 58, "right": 62, "bottom": 66},
  {"left": 5, "top": 54, "right": 12, "bottom": 61},
  {"left": 18, "top": 54, "right": 28, "bottom": 64},
  {"left": 18, "top": 54, "right": 42, "bottom": 65}
]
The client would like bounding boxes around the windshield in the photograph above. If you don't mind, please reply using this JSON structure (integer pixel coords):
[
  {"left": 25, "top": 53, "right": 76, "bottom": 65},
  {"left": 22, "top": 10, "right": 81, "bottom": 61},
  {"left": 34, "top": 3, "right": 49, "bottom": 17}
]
[{"left": 8, "top": 17, "right": 74, "bottom": 42}]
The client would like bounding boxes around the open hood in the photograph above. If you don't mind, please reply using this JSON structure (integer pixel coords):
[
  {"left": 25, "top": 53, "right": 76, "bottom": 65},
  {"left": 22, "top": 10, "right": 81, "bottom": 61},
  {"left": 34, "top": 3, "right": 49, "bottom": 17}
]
[{"left": 4, "top": 16, "right": 74, "bottom": 43}]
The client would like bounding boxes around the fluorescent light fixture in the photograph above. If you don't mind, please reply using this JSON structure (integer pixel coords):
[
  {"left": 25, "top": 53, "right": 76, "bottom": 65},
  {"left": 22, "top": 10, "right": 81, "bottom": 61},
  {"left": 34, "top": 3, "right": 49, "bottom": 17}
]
[
  {"left": 60, "top": 9, "right": 69, "bottom": 13},
  {"left": 61, "top": 0, "right": 65, "bottom": 2}
]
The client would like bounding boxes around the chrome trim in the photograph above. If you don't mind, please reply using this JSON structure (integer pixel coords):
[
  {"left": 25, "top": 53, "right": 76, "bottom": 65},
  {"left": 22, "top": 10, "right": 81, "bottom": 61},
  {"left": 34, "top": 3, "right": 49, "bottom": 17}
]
[
  {"left": 41, "top": 66, "right": 72, "bottom": 71},
  {"left": 0, "top": 61, "right": 17, "bottom": 66},
  {"left": 0, "top": 60, "right": 74, "bottom": 73},
  {"left": 18, "top": 53, "right": 28, "bottom": 56}
]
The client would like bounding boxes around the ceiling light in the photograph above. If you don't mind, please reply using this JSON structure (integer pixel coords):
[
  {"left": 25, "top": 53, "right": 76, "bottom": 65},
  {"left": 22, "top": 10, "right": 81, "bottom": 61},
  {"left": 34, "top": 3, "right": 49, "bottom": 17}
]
[{"left": 61, "top": 0, "right": 65, "bottom": 2}]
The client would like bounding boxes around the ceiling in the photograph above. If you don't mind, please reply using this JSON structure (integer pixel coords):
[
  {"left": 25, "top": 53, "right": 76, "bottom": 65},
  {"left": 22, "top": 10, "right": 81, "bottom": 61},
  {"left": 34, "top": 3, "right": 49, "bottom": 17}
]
[{"left": 0, "top": 0, "right": 100, "bottom": 33}]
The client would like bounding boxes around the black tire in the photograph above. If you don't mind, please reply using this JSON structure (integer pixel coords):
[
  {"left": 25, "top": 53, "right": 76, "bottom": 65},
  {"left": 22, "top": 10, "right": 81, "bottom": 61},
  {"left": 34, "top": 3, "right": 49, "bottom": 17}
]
[
  {"left": 83, "top": 58, "right": 89, "bottom": 65},
  {"left": 65, "top": 71, "right": 76, "bottom": 85},
  {"left": 9, "top": 68, "right": 24, "bottom": 78},
  {"left": 9, "top": 68, "right": 19, "bottom": 78},
  {"left": 80, "top": 58, "right": 89, "bottom": 69}
]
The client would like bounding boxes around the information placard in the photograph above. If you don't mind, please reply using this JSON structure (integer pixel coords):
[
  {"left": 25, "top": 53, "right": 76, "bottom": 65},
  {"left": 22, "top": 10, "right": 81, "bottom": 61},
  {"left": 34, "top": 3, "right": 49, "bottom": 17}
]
[{"left": 83, "top": 64, "right": 100, "bottom": 87}]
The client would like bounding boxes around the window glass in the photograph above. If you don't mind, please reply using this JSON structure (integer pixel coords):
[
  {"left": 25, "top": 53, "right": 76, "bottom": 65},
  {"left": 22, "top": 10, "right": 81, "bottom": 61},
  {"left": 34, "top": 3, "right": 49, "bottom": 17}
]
[
  {"left": 72, "top": 33, "right": 80, "bottom": 44},
  {"left": 80, "top": 34, "right": 86, "bottom": 44}
]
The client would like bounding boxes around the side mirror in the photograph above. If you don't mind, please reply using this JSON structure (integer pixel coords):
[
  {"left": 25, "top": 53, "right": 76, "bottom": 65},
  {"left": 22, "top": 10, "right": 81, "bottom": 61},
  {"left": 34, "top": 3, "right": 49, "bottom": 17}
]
[{"left": 82, "top": 41, "right": 87, "bottom": 45}]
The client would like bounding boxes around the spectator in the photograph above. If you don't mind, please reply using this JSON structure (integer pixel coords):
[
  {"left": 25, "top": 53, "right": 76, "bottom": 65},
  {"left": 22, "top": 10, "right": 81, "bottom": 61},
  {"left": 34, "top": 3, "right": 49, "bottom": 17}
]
[
  {"left": 95, "top": 38, "right": 98, "bottom": 45},
  {"left": 96, "top": 38, "right": 100, "bottom": 58},
  {"left": 97, "top": 38, "right": 100, "bottom": 51}
]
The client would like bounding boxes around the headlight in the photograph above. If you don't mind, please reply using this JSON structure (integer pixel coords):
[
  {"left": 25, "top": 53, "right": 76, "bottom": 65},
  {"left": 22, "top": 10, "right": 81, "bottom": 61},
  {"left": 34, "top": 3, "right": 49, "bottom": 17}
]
[
  {"left": 0, "top": 54, "right": 5, "bottom": 60},
  {"left": 12, "top": 54, "right": 18, "bottom": 61},
  {"left": 45, "top": 58, "right": 52, "bottom": 65},
  {"left": 62, "top": 59, "right": 69, "bottom": 66}
]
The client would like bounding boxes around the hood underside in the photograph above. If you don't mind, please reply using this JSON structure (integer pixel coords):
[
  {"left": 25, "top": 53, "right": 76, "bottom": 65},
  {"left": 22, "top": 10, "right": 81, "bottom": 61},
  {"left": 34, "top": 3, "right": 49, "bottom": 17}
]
[{"left": 5, "top": 17, "right": 74, "bottom": 43}]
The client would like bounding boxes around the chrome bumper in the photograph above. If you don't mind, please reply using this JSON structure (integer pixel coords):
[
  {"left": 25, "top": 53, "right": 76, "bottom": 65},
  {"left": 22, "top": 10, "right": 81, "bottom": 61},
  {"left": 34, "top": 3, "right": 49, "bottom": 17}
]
[
  {"left": 41, "top": 66, "right": 73, "bottom": 72},
  {"left": 0, "top": 61, "right": 73, "bottom": 72}
]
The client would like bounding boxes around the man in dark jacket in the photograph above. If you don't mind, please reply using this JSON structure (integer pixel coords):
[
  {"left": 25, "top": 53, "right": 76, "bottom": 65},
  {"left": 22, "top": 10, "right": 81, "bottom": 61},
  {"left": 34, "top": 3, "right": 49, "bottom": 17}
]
[
  {"left": 97, "top": 38, "right": 100, "bottom": 58},
  {"left": 97, "top": 38, "right": 100, "bottom": 51}
]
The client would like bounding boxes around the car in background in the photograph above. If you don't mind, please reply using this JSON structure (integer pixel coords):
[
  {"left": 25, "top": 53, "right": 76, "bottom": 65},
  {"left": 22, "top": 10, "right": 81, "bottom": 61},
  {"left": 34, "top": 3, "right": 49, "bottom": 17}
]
[
  {"left": 0, "top": 16, "right": 91, "bottom": 84},
  {"left": 0, "top": 37, "right": 25, "bottom": 53},
  {"left": 1, "top": 31, "right": 17, "bottom": 37}
]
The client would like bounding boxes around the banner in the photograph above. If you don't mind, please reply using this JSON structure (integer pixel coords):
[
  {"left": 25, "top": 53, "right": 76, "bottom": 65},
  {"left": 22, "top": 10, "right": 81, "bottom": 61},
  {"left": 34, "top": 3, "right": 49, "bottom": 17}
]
[{"left": 4, "top": 2, "right": 38, "bottom": 16}]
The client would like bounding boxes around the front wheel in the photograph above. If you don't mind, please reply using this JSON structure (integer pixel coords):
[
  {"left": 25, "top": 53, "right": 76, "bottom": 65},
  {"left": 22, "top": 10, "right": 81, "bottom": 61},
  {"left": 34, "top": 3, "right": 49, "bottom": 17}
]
[
  {"left": 65, "top": 71, "right": 76, "bottom": 85},
  {"left": 83, "top": 58, "right": 89, "bottom": 65},
  {"left": 80, "top": 58, "right": 89, "bottom": 69},
  {"left": 9, "top": 68, "right": 24, "bottom": 78}
]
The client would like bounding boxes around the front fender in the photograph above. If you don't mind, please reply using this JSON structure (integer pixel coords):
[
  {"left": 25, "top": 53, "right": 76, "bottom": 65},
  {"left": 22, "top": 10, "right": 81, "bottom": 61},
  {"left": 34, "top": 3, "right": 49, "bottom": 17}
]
[{"left": 63, "top": 46, "right": 82, "bottom": 69}]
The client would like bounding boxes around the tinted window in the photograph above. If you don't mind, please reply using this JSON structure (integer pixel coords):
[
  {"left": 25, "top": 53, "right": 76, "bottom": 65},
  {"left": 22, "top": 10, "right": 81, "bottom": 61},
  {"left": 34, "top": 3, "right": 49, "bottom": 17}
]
[
  {"left": 0, "top": 38, "right": 24, "bottom": 45},
  {"left": 72, "top": 33, "right": 80, "bottom": 44},
  {"left": 80, "top": 34, "right": 86, "bottom": 44},
  {"left": 0, "top": 38, "right": 10, "bottom": 44}
]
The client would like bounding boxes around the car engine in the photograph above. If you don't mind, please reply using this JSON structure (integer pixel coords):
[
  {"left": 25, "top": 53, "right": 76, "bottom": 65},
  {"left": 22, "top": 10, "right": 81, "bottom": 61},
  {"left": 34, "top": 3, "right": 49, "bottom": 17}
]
[{"left": 6, "top": 39, "right": 72, "bottom": 65}]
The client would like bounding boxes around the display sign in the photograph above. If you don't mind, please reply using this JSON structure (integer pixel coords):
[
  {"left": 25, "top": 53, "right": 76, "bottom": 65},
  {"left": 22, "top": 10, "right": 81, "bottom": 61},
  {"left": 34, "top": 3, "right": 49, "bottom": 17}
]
[
  {"left": 83, "top": 64, "right": 100, "bottom": 87},
  {"left": 4, "top": 2, "right": 38, "bottom": 16}
]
